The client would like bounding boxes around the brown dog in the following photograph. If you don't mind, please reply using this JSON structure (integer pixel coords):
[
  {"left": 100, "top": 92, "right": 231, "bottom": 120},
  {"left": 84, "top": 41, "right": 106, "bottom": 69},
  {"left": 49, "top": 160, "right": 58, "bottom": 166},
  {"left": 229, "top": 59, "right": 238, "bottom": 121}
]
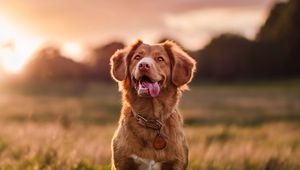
[{"left": 110, "top": 40, "right": 196, "bottom": 170}]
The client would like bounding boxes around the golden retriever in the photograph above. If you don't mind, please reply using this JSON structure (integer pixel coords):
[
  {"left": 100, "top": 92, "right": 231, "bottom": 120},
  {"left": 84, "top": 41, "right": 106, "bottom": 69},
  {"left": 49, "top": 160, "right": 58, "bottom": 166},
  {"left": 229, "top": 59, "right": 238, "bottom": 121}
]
[{"left": 110, "top": 40, "right": 196, "bottom": 170}]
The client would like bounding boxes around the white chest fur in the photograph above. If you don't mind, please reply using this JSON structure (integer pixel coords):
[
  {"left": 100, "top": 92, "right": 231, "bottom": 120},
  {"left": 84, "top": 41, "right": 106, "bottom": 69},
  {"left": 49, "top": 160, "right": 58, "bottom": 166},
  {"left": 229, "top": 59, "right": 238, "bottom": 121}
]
[{"left": 130, "top": 154, "right": 161, "bottom": 170}]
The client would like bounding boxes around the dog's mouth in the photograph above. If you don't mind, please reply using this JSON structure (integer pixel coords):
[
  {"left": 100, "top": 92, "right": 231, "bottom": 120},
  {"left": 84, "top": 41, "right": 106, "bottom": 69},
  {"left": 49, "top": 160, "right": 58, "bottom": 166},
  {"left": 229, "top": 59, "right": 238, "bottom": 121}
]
[{"left": 134, "top": 76, "right": 162, "bottom": 97}]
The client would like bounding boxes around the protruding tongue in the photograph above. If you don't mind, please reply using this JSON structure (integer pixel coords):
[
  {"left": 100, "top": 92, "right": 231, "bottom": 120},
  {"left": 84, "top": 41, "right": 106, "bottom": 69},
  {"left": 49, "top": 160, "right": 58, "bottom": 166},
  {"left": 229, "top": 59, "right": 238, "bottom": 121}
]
[{"left": 142, "top": 81, "right": 160, "bottom": 97}]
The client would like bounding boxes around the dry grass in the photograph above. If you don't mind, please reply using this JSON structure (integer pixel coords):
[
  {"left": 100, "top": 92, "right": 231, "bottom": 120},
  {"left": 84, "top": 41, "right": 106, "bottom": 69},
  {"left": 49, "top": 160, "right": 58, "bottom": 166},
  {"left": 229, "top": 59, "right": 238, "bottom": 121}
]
[{"left": 0, "top": 81, "right": 299, "bottom": 170}]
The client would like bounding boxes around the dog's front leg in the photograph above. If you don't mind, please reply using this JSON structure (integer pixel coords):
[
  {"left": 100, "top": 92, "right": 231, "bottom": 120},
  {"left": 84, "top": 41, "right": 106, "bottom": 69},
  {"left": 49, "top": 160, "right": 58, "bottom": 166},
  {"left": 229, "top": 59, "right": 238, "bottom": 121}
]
[
  {"left": 111, "top": 155, "right": 139, "bottom": 170},
  {"left": 161, "top": 146, "right": 189, "bottom": 170},
  {"left": 161, "top": 160, "right": 188, "bottom": 170},
  {"left": 112, "top": 139, "right": 140, "bottom": 170}
]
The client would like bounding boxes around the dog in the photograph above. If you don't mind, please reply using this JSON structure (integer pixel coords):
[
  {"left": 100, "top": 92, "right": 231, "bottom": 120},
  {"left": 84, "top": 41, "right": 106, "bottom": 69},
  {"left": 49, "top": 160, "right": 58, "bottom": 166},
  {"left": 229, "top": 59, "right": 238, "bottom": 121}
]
[{"left": 110, "top": 40, "right": 196, "bottom": 170}]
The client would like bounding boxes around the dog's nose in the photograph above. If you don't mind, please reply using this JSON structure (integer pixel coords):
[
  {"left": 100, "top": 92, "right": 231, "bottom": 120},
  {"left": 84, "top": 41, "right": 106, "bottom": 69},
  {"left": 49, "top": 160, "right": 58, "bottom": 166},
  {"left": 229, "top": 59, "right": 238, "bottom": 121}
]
[{"left": 139, "top": 62, "right": 150, "bottom": 72}]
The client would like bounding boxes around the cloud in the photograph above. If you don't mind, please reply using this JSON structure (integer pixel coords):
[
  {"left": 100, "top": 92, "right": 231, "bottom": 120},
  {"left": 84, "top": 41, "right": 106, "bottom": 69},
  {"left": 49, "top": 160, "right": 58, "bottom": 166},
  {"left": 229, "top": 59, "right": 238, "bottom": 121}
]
[{"left": 163, "top": 7, "right": 268, "bottom": 49}]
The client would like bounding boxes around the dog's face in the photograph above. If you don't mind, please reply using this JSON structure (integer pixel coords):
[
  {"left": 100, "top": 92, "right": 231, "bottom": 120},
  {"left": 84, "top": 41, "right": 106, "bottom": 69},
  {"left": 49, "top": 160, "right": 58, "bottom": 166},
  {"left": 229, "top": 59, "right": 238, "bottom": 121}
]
[
  {"left": 110, "top": 40, "right": 196, "bottom": 97},
  {"left": 129, "top": 43, "right": 171, "bottom": 97}
]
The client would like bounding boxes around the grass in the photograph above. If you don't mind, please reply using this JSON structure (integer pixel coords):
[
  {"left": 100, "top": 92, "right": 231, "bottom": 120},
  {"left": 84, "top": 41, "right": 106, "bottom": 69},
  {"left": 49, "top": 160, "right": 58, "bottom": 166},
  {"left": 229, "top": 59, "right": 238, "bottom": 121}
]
[{"left": 0, "top": 80, "right": 300, "bottom": 169}]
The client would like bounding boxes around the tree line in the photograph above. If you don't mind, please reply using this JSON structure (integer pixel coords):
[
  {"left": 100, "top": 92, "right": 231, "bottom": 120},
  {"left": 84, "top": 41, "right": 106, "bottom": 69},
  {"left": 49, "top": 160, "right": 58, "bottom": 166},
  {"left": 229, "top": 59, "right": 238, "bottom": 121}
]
[{"left": 21, "top": 0, "right": 300, "bottom": 82}]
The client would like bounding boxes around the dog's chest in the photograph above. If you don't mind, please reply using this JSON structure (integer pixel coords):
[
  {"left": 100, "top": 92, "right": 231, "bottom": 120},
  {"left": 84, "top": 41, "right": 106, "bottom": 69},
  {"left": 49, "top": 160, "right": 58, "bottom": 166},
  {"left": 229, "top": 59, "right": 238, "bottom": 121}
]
[{"left": 130, "top": 154, "right": 162, "bottom": 170}]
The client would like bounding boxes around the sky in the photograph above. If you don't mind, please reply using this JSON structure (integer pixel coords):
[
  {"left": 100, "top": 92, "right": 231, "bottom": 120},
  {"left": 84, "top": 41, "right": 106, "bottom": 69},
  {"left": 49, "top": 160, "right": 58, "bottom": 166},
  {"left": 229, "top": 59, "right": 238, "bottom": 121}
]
[{"left": 0, "top": 0, "right": 278, "bottom": 73}]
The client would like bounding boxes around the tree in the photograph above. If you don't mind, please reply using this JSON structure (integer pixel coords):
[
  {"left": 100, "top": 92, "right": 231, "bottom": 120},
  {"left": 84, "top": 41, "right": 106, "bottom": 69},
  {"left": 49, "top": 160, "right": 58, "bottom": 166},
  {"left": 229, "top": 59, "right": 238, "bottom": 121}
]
[
  {"left": 23, "top": 46, "right": 90, "bottom": 81},
  {"left": 87, "top": 42, "right": 125, "bottom": 81},
  {"left": 257, "top": 0, "right": 300, "bottom": 75}
]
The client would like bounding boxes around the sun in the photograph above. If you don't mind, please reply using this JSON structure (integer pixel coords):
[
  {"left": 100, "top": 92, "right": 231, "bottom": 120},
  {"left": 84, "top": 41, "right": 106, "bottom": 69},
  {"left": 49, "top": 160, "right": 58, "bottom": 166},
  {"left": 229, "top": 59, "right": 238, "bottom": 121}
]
[
  {"left": 0, "top": 14, "right": 41, "bottom": 73},
  {"left": 0, "top": 13, "right": 83, "bottom": 73},
  {"left": 0, "top": 40, "right": 41, "bottom": 74},
  {"left": 0, "top": 39, "right": 41, "bottom": 73}
]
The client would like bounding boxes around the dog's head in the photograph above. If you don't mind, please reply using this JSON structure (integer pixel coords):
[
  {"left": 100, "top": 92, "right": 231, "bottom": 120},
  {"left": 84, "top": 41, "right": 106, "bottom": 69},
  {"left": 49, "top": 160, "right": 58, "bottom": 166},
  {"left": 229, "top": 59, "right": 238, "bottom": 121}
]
[{"left": 110, "top": 40, "right": 196, "bottom": 97}]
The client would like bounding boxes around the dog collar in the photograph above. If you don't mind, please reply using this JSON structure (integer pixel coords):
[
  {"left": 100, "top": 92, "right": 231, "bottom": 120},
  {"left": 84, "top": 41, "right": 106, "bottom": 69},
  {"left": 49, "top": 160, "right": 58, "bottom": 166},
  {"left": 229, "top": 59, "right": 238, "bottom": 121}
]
[
  {"left": 130, "top": 111, "right": 176, "bottom": 150},
  {"left": 134, "top": 113, "right": 162, "bottom": 131}
]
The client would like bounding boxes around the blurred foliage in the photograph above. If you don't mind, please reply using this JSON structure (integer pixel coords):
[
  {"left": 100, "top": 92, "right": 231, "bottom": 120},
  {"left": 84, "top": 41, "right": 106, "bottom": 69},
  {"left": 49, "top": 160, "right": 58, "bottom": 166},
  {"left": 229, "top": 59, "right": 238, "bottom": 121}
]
[
  {"left": 23, "top": 46, "right": 91, "bottom": 81},
  {"left": 21, "top": 42, "right": 125, "bottom": 82},
  {"left": 87, "top": 42, "right": 125, "bottom": 81},
  {"left": 257, "top": 0, "right": 300, "bottom": 77},
  {"left": 195, "top": 0, "right": 300, "bottom": 81}
]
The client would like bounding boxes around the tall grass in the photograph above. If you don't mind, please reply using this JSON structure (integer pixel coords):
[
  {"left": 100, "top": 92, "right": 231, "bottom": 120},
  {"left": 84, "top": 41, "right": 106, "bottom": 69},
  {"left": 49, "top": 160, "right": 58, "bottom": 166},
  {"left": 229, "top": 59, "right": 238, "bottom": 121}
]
[{"left": 0, "top": 81, "right": 299, "bottom": 169}]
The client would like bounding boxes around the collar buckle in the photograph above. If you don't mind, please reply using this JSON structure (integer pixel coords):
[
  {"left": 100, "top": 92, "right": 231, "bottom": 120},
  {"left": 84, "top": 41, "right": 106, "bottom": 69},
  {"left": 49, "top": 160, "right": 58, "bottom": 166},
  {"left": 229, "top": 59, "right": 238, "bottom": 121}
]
[{"left": 135, "top": 113, "right": 162, "bottom": 131}]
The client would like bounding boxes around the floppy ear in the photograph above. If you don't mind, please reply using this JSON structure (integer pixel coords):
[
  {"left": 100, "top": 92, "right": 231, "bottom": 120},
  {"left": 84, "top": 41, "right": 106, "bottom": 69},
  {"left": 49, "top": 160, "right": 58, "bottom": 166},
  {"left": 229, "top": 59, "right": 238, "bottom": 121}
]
[
  {"left": 110, "top": 48, "right": 128, "bottom": 81},
  {"left": 164, "top": 41, "right": 196, "bottom": 87},
  {"left": 110, "top": 40, "right": 143, "bottom": 82}
]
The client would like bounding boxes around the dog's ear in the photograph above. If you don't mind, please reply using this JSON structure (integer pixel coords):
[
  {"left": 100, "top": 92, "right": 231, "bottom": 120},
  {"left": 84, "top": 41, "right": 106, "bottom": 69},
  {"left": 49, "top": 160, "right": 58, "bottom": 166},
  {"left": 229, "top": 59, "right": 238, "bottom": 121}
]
[
  {"left": 164, "top": 41, "right": 196, "bottom": 87},
  {"left": 110, "top": 48, "right": 128, "bottom": 81},
  {"left": 110, "top": 40, "right": 143, "bottom": 81}
]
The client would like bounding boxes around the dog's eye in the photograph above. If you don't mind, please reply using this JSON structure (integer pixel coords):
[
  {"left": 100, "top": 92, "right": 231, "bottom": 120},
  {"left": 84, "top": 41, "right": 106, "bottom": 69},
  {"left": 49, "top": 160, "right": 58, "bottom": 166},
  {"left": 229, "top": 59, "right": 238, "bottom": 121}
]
[
  {"left": 134, "top": 55, "right": 141, "bottom": 60},
  {"left": 157, "top": 56, "right": 164, "bottom": 62}
]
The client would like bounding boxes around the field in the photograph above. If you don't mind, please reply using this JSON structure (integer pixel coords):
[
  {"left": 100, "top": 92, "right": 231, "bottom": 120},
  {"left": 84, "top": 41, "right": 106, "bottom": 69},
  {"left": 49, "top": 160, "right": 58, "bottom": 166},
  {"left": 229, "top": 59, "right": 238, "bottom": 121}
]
[{"left": 0, "top": 81, "right": 299, "bottom": 170}]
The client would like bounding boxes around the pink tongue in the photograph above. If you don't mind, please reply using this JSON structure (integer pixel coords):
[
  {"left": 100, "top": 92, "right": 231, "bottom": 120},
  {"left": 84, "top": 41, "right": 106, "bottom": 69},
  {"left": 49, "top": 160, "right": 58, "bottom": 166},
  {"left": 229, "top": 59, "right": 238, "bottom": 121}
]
[{"left": 143, "top": 82, "right": 160, "bottom": 97}]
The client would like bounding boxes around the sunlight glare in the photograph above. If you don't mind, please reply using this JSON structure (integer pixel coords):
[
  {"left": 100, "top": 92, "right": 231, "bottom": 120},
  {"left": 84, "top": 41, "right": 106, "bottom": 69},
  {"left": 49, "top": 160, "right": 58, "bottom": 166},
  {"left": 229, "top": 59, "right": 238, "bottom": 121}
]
[
  {"left": 61, "top": 42, "right": 83, "bottom": 61},
  {"left": 0, "top": 39, "right": 41, "bottom": 73},
  {"left": 0, "top": 14, "right": 41, "bottom": 73}
]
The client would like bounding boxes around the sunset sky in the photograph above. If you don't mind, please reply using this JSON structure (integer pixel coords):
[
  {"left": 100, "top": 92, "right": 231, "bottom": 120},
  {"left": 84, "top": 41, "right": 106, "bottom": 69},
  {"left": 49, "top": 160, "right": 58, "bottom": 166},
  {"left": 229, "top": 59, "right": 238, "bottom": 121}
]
[{"left": 0, "top": 0, "right": 278, "bottom": 73}]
